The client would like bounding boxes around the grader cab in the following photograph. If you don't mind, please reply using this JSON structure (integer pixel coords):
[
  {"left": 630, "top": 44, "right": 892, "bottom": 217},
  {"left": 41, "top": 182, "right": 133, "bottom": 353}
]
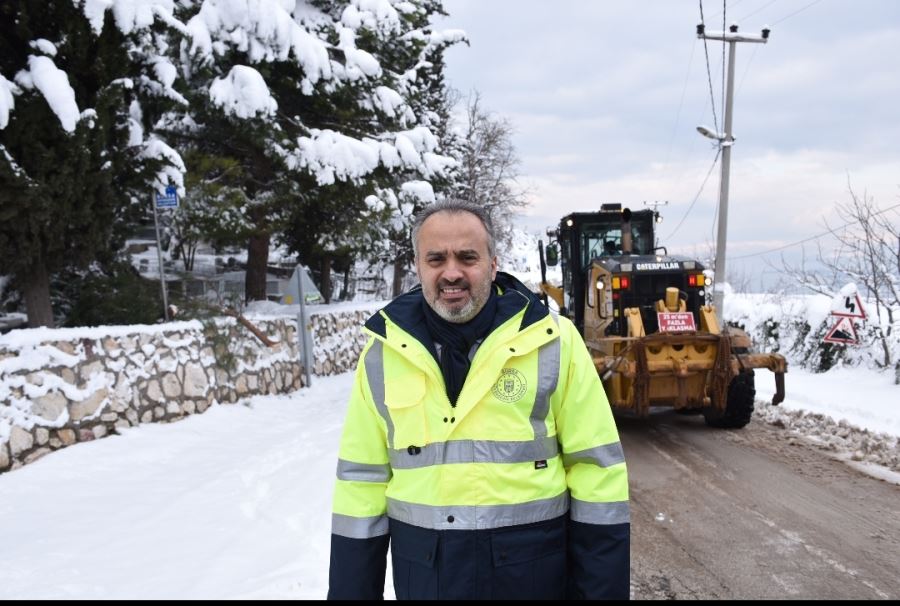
[{"left": 539, "top": 204, "right": 786, "bottom": 428}]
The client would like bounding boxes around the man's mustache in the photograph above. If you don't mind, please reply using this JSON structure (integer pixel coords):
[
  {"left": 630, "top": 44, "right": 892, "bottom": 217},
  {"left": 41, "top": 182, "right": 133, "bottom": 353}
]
[{"left": 438, "top": 279, "right": 470, "bottom": 289}]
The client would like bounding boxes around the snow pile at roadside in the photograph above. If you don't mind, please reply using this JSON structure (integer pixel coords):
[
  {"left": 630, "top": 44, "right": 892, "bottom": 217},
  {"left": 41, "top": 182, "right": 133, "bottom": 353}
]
[{"left": 756, "top": 401, "right": 899, "bottom": 475}]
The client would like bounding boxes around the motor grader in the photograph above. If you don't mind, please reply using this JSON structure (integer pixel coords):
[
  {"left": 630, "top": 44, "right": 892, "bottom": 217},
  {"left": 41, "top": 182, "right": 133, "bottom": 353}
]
[{"left": 538, "top": 204, "right": 786, "bottom": 428}]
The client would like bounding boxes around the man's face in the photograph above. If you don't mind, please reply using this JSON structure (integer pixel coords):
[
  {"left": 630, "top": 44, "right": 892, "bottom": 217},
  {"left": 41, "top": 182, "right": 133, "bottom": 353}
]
[{"left": 415, "top": 211, "right": 498, "bottom": 323}]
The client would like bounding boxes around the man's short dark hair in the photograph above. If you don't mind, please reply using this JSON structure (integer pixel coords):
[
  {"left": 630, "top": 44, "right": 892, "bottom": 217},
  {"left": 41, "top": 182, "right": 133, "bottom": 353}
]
[{"left": 411, "top": 199, "right": 497, "bottom": 260}]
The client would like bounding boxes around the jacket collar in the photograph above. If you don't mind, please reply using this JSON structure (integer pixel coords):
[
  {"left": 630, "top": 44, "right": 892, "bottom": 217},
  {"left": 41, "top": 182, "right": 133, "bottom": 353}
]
[{"left": 364, "top": 271, "right": 548, "bottom": 352}]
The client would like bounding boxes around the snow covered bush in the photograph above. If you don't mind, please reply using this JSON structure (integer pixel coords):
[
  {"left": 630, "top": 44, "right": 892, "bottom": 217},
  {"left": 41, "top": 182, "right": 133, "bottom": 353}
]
[{"left": 725, "top": 291, "right": 899, "bottom": 374}]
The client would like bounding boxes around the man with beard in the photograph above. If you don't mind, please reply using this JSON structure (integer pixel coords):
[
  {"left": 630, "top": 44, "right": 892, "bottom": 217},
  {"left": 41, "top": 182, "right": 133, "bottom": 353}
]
[{"left": 328, "top": 199, "right": 630, "bottom": 600}]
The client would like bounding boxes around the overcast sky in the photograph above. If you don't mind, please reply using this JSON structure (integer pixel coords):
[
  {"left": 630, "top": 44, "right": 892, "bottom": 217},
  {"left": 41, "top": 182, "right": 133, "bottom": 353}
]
[{"left": 438, "top": 0, "right": 900, "bottom": 289}]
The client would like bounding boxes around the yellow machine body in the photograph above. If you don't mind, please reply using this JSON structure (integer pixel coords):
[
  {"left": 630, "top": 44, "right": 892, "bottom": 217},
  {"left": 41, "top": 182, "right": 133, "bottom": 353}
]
[{"left": 539, "top": 207, "right": 786, "bottom": 428}]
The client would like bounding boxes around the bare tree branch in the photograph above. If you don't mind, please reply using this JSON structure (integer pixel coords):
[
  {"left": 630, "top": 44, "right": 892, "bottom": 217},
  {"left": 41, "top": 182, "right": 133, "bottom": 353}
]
[
  {"left": 778, "top": 180, "right": 899, "bottom": 367},
  {"left": 452, "top": 91, "right": 529, "bottom": 253}
]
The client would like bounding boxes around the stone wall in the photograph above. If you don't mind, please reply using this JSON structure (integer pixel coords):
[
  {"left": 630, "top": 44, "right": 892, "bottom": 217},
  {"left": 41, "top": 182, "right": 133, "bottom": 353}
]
[
  {"left": 309, "top": 309, "right": 373, "bottom": 376},
  {"left": 0, "top": 305, "right": 378, "bottom": 473}
]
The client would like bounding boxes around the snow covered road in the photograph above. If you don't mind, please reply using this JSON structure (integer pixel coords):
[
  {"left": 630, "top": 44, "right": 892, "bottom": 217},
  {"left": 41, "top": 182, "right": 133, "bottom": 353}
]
[{"left": 0, "top": 368, "right": 896, "bottom": 599}]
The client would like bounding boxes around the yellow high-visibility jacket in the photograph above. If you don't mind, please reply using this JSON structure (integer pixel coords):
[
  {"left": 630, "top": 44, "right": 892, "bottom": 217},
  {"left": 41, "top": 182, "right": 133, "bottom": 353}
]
[{"left": 329, "top": 273, "right": 629, "bottom": 600}]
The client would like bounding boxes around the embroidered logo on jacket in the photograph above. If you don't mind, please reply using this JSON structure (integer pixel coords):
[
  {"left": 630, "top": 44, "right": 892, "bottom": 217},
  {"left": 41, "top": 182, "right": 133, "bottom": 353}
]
[{"left": 492, "top": 368, "right": 527, "bottom": 403}]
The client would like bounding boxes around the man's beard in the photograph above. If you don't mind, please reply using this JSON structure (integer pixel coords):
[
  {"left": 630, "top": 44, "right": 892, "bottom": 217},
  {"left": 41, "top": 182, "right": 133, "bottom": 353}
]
[{"left": 431, "top": 279, "right": 490, "bottom": 323}]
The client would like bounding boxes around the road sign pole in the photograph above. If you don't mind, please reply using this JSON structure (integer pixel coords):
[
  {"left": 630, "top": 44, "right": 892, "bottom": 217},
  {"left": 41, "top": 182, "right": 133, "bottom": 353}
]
[
  {"left": 296, "top": 266, "right": 312, "bottom": 387},
  {"left": 152, "top": 191, "right": 170, "bottom": 322}
]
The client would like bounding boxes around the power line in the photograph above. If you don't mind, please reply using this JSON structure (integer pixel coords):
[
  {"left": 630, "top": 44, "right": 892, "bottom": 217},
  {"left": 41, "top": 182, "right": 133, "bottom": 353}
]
[
  {"left": 720, "top": 0, "right": 727, "bottom": 137},
  {"left": 738, "top": 0, "right": 780, "bottom": 22},
  {"left": 710, "top": 186, "right": 719, "bottom": 248},
  {"left": 663, "top": 41, "right": 696, "bottom": 168},
  {"left": 734, "top": 0, "right": 825, "bottom": 28},
  {"left": 705, "top": 0, "right": 748, "bottom": 21},
  {"left": 736, "top": 43, "right": 760, "bottom": 95},
  {"left": 772, "top": 0, "right": 825, "bottom": 25},
  {"left": 731, "top": 201, "right": 900, "bottom": 259},
  {"left": 698, "top": 0, "right": 720, "bottom": 133},
  {"left": 664, "top": 147, "right": 722, "bottom": 241}
]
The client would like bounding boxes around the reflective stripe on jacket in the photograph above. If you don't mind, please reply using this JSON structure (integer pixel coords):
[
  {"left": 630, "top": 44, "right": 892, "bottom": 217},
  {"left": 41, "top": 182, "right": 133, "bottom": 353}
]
[{"left": 328, "top": 273, "right": 630, "bottom": 600}]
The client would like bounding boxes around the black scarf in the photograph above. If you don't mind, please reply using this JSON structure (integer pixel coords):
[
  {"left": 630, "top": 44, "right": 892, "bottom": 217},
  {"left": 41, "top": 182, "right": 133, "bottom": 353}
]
[{"left": 422, "top": 287, "right": 498, "bottom": 407}]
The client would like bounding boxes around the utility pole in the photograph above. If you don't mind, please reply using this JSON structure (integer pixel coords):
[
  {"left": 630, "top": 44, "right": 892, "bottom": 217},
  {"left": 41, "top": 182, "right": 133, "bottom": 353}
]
[{"left": 696, "top": 23, "right": 769, "bottom": 319}]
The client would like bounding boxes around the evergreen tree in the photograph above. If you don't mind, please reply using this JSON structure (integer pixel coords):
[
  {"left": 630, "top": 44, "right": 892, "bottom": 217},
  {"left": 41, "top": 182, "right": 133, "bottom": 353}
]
[
  {"left": 170, "top": 151, "right": 251, "bottom": 271},
  {"left": 324, "top": 0, "right": 464, "bottom": 297},
  {"left": 163, "top": 0, "right": 460, "bottom": 301},
  {"left": 1, "top": 0, "right": 463, "bottom": 321},
  {"left": 280, "top": 179, "right": 374, "bottom": 302},
  {"left": 0, "top": 2, "right": 183, "bottom": 327}
]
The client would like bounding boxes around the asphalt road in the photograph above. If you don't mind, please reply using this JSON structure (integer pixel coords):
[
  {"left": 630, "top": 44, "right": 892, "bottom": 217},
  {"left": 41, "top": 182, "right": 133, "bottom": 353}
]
[{"left": 618, "top": 409, "right": 900, "bottom": 600}]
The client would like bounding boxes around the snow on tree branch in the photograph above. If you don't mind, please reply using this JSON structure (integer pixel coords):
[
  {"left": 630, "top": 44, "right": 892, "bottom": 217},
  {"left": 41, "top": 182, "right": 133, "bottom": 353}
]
[
  {"left": 400, "top": 180, "right": 435, "bottom": 204},
  {"left": 340, "top": 0, "right": 403, "bottom": 35},
  {"left": 81, "top": 0, "right": 177, "bottom": 35},
  {"left": 141, "top": 137, "right": 187, "bottom": 193},
  {"left": 0, "top": 76, "right": 20, "bottom": 130},
  {"left": 210, "top": 66, "right": 278, "bottom": 119},
  {"left": 14, "top": 56, "right": 80, "bottom": 133},
  {"left": 184, "top": 0, "right": 333, "bottom": 88}
]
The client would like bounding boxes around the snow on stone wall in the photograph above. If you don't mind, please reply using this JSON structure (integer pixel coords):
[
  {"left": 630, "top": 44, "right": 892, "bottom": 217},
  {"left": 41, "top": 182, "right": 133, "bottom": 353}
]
[
  {"left": 309, "top": 309, "right": 373, "bottom": 377},
  {"left": 0, "top": 305, "right": 380, "bottom": 473}
]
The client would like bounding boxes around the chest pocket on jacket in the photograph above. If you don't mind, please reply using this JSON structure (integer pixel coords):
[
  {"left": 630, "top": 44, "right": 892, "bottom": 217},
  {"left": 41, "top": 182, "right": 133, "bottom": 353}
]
[{"left": 384, "top": 371, "right": 428, "bottom": 448}]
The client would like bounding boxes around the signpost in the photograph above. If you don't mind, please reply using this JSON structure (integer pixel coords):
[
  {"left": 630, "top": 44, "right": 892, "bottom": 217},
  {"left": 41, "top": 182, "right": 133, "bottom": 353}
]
[
  {"left": 830, "top": 292, "right": 867, "bottom": 320},
  {"left": 823, "top": 284, "right": 866, "bottom": 346},
  {"left": 283, "top": 265, "right": 323, "bottom": 305},
  {"left": 294, "top": 265, "right": 314, "bottom": 387},
  {"left": 152, "top": 186, "right": 179, "bottom": 322},
  {"left": 823, "top": 316, "right": 859, "bottom": 345},
  {"left": 156, "top": 185, "right": 179, "bottom": 209}
]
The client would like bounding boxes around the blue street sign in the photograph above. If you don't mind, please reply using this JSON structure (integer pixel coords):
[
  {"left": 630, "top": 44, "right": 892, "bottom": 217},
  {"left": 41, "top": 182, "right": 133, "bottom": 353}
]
[{"left": 156, "top": 185, "right": 179, "bottom": 209}]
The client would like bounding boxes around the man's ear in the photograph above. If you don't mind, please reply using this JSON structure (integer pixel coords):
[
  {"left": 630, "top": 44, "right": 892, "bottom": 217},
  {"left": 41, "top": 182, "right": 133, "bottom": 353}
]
[{"left": 491, "top": 256, "right": 498, "bottom": 280}]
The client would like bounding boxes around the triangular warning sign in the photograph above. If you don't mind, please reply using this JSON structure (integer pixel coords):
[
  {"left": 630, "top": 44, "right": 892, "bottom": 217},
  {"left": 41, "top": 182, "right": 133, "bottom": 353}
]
[
  {"left": 823, "top": 316, "right": 859, "bottom": 345},
  {"left": 830, "top": 292, "right": 867, "bottom": 319}
]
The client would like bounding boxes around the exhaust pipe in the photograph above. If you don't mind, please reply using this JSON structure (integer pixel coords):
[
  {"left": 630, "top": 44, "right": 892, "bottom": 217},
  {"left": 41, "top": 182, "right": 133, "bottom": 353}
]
[{"left": 622, "top": 208, "right": 633, "bottom": 255}]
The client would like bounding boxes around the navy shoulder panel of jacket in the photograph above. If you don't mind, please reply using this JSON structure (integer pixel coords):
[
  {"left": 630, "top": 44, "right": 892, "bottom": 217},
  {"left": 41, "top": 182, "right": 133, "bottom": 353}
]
[
  {"left": 363, "top": 285, "right": 437, "bottom": 356},
  {"left": 362, "top": 272, "right": 549, "bottom": 347},
  {"left": 327, "top": 533, "right": 390, "bottom": 600},
  {"left": 566, "top": 520, "right": 631, "bottom": 600},
  {"left": 492, "top": 271, "right": 548, "bottom": 332}
]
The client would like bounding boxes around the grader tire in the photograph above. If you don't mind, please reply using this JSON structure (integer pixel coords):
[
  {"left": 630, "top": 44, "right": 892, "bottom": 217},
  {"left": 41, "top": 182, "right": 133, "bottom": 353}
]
[{"left": 703, "top": 370, "right": 755, "bottom": 429}]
